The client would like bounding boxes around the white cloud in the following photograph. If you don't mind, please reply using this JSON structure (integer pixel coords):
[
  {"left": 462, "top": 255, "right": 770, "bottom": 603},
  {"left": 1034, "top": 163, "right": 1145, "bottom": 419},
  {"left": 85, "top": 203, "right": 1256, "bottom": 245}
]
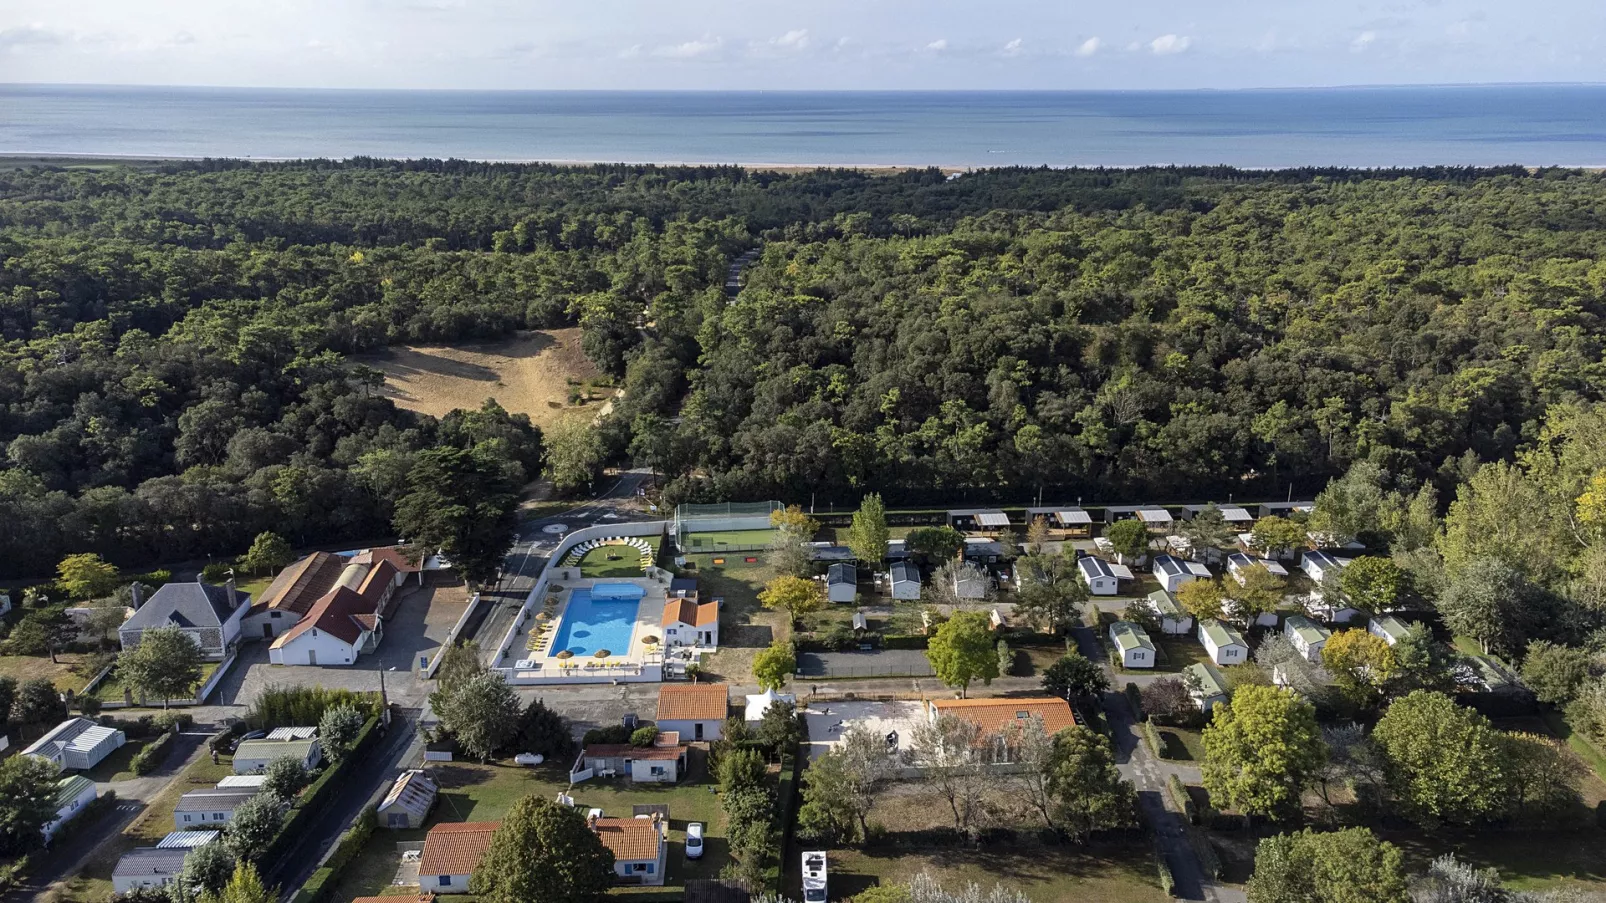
[
  {"left": 1149, "top": 34, "right": 1191, "bottom": 55},
  {"left": 1076, "top": 36, "right": 1101, "bottom": 57},
  {"left": 0, "top": 23, "right": 70, "bottom": 50},
  {"left": 653, "top": 35, "right": 721, "bottom": 59},
  {"left": 1351, "top": 30, "right": 1377, "bottom": 52},
  {"left": 1002, "top": 37, "right": 1022, "bottom": 56},
  {"left": 924, "top": 38, "right": 948, "bottom": 52},
  {"left": 773, "top": 29, "right": 808, "bottom": 50},
  {"left": 618, "top": 43, "right": 642, "bottom": 59}
]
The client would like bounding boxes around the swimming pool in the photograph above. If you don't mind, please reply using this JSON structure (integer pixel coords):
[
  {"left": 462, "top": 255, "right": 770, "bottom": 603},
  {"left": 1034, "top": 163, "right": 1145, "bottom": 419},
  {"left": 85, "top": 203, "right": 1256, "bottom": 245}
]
[{"left": 552, "top": 583, "right": 646, "bottom": 657}]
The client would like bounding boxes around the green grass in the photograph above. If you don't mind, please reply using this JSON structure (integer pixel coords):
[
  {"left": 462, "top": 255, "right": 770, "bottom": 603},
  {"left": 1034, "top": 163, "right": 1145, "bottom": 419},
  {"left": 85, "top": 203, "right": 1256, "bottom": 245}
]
[
  {"left": 1379, "top": 827, "right": 1606, "bottom": 893},
  {"left": 679, "top": 529, "right": 777, "bottom": 552},
  {"left": 1157, "top": 727, "right": 1207, "bottom": 762},
  {"left": 328, "top": 760, "right": 735, "bottom": 902},
  {"left": 818, "top": 842, "right": 1169, "bottom": 903},
  {"left": 82, "top": 737, "right": 157, "bottom": 782},
  {"left": 0, "top": 654, "right": 86, "bottom": 693},
  {"left": 235, "top": 575, "right": 273, "bottom": 601},
  {"left": 1152, "top": 636, "right": 1212, "bottom": 673},
  {"left": 576, "top": 545, "right": 648, "bottom": 578},
  {"left": 1540, "top": 708, "right": 1606, "bottom": 788},
  {"left": 89, "top": 660, "right": 220, "bottom": 703}
]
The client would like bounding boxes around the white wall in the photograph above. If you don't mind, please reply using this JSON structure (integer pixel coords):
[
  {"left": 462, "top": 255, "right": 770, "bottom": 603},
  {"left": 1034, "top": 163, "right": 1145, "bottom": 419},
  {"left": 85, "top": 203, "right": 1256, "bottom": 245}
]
[
  {"left": 270, "top": 628, "right": 360, "bottom": 666},
  {"left": 422, "top": 874, "right": 473, "bottom": 894},
  {"left": 658, "top": 717, "right": 721, "bottom": 742}
]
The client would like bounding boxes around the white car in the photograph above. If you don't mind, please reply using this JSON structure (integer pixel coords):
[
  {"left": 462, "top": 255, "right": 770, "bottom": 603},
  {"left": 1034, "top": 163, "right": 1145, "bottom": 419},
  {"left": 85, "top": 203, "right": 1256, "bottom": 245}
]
[{"left": 685, "top": 822, "right": 704, "bottom": 860}]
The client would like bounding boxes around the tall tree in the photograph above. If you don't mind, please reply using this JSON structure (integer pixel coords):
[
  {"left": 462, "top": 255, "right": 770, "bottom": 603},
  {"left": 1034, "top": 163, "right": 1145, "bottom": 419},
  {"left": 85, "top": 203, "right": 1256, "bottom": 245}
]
[
  {"left": 847, "top": 493, "right": 890, "bottom": 565},
  {"left": 240, "top": 532, "right": 294, "bottom": 577},
  {"left": 317, "top": 703, "right": 367, "bottom": 764},
  {"left": 757, "top": 575, "right": 825, "bottom": 618},
  {"left": 1229, "top": 564, "right": 1287, "bottom": 626},
  {"left": 925, "top": 610, "right": 999, "bottom": 698},
  {"left": 204, "top": 862, "right": 278, "bottom": 903},
  {"left": 1320, "top": 630, "right": 1397, "bottom": 708},
  {"left": 1104, "top": 519, "right": 1150, "bottom": 563},
  {"left": 224, "top": 793, "right": 286, "bottom": 864},
  {"left": 542, "top": 414, "right": 605, "bottom": 495},
  {"left": 908, "top": 713, "right": 991, "bottom": 832},
  {"left": 1372, "top": 691, "right": 1512, "bottom": 828},
  {"left": 176, "top": 840, "right": 236, "bottom": 902},
  {"left": 751, "top": 641, "right": 796, "bottom": 692},
  {"left": 1013, "top": 553, "right": 1088, "bottom": 633},
  {"left": 1045, "top": 725, "right": 1137, "bottom": 842},
  {"left": 1180, "top": 505, "right": 1236, "bottom": 557},
  {"left": 393, "top": 445, "right": 521, "bottom": 586},
  {"left": 0, "top": 754, "right": 60, "bottom": 856},
  {"left": 1250, "top": 516, "right": 1307, "bottom": 559},
  {"left": 1437, "top": 558, "right": 1544, "bottom": 655},
  {"left": 9, "top": 678, "right": 66, "bottom": 729},
  {"left": 470, "top": 794, "right": 615, "bottom": 903},
  {"left": 1201, "top": 685, "right": 1326, "bottom": 823},
  {"left": 1041, "top": 652, "right": 1109, "bottom": 703},
  {"left": 432, "top": 670, "right": 522, "bottom": 762},
  {"left": 1338, "top": 557, "right": 1402, "bottom": 613},
  {"left": 120, "top": 625, "right": 204, "bottom": 708},
  {"left": 904, "top": 527, "right": 965, "bottom": 567},
  {"left": 56, "top": 553, "right": 119, "bottom": 600}
]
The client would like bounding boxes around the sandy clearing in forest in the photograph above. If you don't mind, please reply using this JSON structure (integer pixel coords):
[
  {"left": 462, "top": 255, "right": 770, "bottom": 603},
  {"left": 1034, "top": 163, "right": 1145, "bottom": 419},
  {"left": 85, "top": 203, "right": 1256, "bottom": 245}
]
[{"left": 364, "top": 328, "right": 606, "bottom": 426}]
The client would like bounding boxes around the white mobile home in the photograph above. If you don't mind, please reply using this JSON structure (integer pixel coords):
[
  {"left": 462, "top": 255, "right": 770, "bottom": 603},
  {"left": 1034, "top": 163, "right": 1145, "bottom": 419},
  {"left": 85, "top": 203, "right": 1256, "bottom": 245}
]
[
  {"left": 23, "top": 718, "right": 126, "bottom": 771},
  {"left": 888, "top": 561, "right": 922, "bottom": 600},
  {"left": 45, "top": 775, "right": 98, "bottom": 842},
  {"left": 113, "top": 848, "right": 190, "bottom": 894},
  {"left": 1152, "top": 554, "right": 1210, "bottom": 593},
  {"left": 1284, "top": 615, "right": 1331, "bottom": 662},
  {"left": 1368, "top": 615, "right": 1411, "bottom": 646},
  {"left": 173, "top": 789, "right": 256, "bottom": 830},
  {"left": 1078, "top": 556, "right": 1130, "bottom": 596},
  {"left": 951, "top": 562, "right": 990, "bottom": 600},
  {"left": 826, "top": 563, "right": 857, "bottom": 604},
  {"left": 579, "top": 741, "right": 687, "bottom": 783},
  {"left": 1108, "top": 621, "right": 1155, "bottom": 669},
  {"left": 1184, "top": 662, "right": 1230, "bottom": 712},
  {"left": 232, "top": 737, "right": 322, "bottom": 774},
  {"left": 1197, "top": 619, "right": 1249, "bottom": 666},
  {"left": 1143, "top": 590, "right": 1194, "bottom": 635},
  {"left": 1226, "top": 552, "right": 1289, "bottom": 585},
  {"left": 1300, "top": 551, "right": 1351, "bottom": 585}
]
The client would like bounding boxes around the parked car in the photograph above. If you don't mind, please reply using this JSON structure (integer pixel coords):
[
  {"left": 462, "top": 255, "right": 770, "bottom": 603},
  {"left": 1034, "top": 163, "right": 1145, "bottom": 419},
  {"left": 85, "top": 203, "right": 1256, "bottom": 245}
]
[{"left": 685, "top": 823, "right": 704, "bottom": 859}]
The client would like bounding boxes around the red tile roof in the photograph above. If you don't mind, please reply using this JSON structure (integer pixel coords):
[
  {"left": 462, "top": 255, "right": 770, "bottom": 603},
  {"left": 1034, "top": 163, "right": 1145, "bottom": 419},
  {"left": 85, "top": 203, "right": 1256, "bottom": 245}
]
[
  {"left": 271, "top": 586, "right": 374, "bottom": 648},
  {"left": 928, "top": 697, "right": 1078, "bottom": 736},
  {"left": 418, "top": 822, "right": 497, "bottom": 876},
  {"left": 592, "top": 817, "right": 661, "bottom": 862},
  {"left": 358, "top": 546, "right": 422, "bottom": 574},
  {"left": 253, "top": 552, "right": 346, "bottom": 615},
  {"left": 661, "top": 598, "right": 718, "bottom": 629},
  {"left": 584, "top": 744, "right": 684, "bottom": 761},
  {"left": 656, "top": 684, "right": 728, "bottom": 722}
]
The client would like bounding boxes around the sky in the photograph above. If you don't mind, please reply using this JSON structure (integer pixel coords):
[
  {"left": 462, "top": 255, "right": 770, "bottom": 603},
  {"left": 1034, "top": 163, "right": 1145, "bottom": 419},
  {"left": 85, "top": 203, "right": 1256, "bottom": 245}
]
[{"left": 0, "top": 0, "right": 1603, "bottom": 91}]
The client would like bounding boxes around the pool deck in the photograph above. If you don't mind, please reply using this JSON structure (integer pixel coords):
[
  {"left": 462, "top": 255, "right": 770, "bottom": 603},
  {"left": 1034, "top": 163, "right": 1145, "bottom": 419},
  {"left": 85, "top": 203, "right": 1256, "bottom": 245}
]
[{"left": 495, "top": 574, "right": 669, "bottom": 685}]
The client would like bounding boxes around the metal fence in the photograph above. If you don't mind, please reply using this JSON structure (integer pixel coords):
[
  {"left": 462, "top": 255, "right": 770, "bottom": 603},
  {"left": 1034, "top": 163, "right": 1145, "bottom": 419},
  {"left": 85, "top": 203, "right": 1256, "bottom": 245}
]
[{"left": 795, "top": 663, "right": 935, "bottom": 679}]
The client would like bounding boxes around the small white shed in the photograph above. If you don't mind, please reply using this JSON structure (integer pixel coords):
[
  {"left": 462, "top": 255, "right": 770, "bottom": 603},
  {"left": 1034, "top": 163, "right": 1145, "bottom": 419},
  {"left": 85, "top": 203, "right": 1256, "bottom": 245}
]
[
  {"left": 1108, "top": 621, "right": 1155, "bottom": 669},
  {"left": 1368, "top": 615, "right": 1411, "bottom": 646},
  {"left": 1300, "top": 551, "right": 1351, "bottom": 585},
  {"left": 1078, "top": 556, "right": 1125, "bottom": 596},
  {"left": 826, "top": 563, "right": 857, "bottom": 604},
  {"left": 1184, "top": 662, "right": 1230, "bottom": 712},
  {"left": 23, "top": 718, "right": 126, "bottom": 771},
  {"left": 888, "top": 562, "right": 922, "bottom": 601}
]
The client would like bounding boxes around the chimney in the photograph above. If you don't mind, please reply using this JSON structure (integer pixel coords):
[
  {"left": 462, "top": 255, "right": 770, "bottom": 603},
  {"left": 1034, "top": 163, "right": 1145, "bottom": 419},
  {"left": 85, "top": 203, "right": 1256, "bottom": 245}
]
[
  {"left": 225, "top": 578, "right": 238, "bottom": 611},
  {"left": 130, "top": 583, "right": 144, "bottom": 610}
]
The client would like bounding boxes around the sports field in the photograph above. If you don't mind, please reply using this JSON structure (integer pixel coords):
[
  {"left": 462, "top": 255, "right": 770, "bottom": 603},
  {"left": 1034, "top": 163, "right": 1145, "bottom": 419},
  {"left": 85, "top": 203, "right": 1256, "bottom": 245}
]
[{"left": 679, "top": 528, "right": 777, "bottom": 551}]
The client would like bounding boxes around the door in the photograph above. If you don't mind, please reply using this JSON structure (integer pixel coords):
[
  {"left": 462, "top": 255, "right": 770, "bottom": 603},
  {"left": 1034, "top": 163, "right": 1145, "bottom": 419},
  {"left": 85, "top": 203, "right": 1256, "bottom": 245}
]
[
  {"left": 308, "top": 649, "right": 317, "bottom": 666},
  {"left": 263, "top": 624, "right": 274, "bottom": 638},
  {"left": 694, "top": 722, "right": 703, "bottom": 740}
]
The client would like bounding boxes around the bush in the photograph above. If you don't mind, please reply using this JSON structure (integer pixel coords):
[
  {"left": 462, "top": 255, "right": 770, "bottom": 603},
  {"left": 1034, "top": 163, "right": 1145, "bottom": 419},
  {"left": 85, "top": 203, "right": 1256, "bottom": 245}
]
[
  {"left": 249, "top": 686, "right": 378, "bottom": 731},
  {"left": 261, "top": 714, "right": 381, "bottom": 868},
  {"left": 131, "top": 732, "right": 174, "bottom": 775},
  {"left": 882, "top": 634, "right": 928, "bottom": 650},
  {"left": 1168, "top": 774, "right": 1198, "bottom": 825},
  {"left": 133, "top": 570, "right": 173, "bottom": 588},
  {"left": 582, "top": 724, "right": 632, "bottom": 745},
  {"left": 820, "top": 623, "right": 857, "bottom": 652},
  {"left": 1141, "top": 720, "right": 1163, "bottom": 758},
  {"left": 1156, "top": 853, "right": 1176, "bottom": 896},
  {"left": 630, "top": 726, "right": 660, "bottom": 748},
  {"left": 1190, "top": 827, "right": 1224, "bottom": 880},
  {"left": 1125, "top": 682, "right": 1145, "bottom": 719},
  {"left": 76, "top": 696, "right": 102, "bottom": 717}
]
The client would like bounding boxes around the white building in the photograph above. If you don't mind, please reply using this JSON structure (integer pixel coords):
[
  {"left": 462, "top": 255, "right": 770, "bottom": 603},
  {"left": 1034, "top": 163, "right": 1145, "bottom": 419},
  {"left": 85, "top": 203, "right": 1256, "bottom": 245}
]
[
  {"left": 744, "top": 688, "right": 797, "bottom": 724},
  {"left": 1152, "top": 554, "right": 1210, "bottom": 593},
  {"left": 45, "top": 775, "right": 98, "bottom": 842},
  {"left": 661, "top": 593, "right": 719, "bottom": 649},
  {"left": 1078, "top": 556, "right": 1131, "bottom": 596},
  {"left": 419, "top": 822, "right": 496, "bottom": 894},
  {"left": 232, "top": 737, "right": 322, "bottom": 774},
  {"left": 1300, "top": 550, "right": 1351, "bottom": 585},
  {"left": 950, "top": 562, "right": 990, "bottom": 600},
  {"left": 888, "top": 561, "right": 922, "bottom": 601},
  {"left": 1284, "top": 615, "right": 1331, "bottom": 662},
  {"left": 655, "top": 684, "right": 727, "bottom": 742},
  {"left": 23, "top": 718, "right": 126, "bottom": 771},
  {"left": 826, "top": 563, "right": 857, "bottom": 604},
  {"left": 1143, "top": 590, "right": 1194, "bottom": 635},
  {"left": 1184, "top": 662, "right": 1230, "bottom": 712},
  {"left": 1197, "top": 619, "right": 1249, "bottom": 666},
  {"left": 1226, "top": 552, "right": 1289, "bottom": 585},
  {"left": 578, "top": 739, "right": 687, "bottom": 783},
  {"left": 594, "top": 815, "right": 668, "bottom": 886},
  {"left": 1108, "top": 621, "right": 1155, "bottom": 669},
  {"left": 174, "top": 789, "right": 256, "bottom": 830},
  {"left": 113, "top": 848, "right": 190, "bottom": 894},
  {"left": 267, "top": 559, "right": 396, "bottom": 667},
  {"left": 378, "top": 769, "right": 438, "bottom": 829},
  {"left": 1369, "top": 615, "right": 1411, "bottom": 646},
  {"left": 118, "top": 580, "right": 249, "bottom": 660}
]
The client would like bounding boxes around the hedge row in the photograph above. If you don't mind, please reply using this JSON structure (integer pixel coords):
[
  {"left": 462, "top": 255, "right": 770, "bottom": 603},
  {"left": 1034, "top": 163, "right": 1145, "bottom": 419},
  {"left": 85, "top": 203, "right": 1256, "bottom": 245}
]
[
  {"left": 130, "top": 732, "right": 174, "bottom": 775},
  {"left": 1141, "top": 721, "right": 1163, "bottom": 759},
  {"left": 1124, "top": 683, "right": 1145, "bottom": 719},
  {"left": 1167, "top": 775, "right": 1197, "bottom": 826},
  {"left": 1189, "top": 825, "right": 1224, "bottom": 881},
  {"left": 292, "top": 806, "right": 378, "bottom": 903},
  {"left": 772, "top": 752, "right": 803, "bottom": 895},
  {"left": 263, "top": 712, "right": 382, "bottom": 868},
  {"left": 1156, "top": 853, "right": 1176, "bottom": 897}
]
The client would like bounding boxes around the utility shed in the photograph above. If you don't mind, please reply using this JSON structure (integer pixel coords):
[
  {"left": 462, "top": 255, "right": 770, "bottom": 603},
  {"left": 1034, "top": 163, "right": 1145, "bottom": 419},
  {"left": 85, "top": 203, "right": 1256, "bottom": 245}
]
[{"left": 23, "top": 718, "right": 126, "bottom": 771}]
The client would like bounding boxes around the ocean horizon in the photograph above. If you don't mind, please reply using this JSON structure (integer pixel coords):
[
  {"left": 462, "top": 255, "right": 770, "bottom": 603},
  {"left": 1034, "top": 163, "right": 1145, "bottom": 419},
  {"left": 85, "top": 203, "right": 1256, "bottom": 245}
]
[{"left": 5, "top": 82, "right": 1606, "bottom": 168}]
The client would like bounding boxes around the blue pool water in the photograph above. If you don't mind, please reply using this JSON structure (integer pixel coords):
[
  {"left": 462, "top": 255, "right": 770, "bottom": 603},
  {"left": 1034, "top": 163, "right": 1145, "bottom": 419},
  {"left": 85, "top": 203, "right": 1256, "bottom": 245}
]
[{"left": 553, "top": 583, "right": 645, "bottom": 657}]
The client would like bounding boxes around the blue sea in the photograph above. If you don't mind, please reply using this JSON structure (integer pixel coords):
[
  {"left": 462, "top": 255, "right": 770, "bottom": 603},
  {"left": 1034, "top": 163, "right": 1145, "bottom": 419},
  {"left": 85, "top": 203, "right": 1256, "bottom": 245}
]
[{"left": 4, "top": 83, "right": 1606, "bottom": 168}]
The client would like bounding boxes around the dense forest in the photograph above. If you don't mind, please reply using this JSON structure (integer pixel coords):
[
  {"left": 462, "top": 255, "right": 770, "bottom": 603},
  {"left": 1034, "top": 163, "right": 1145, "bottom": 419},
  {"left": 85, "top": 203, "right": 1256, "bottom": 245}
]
[{"left": 2, "top": 160, "right": 1604, "bottom": 576}]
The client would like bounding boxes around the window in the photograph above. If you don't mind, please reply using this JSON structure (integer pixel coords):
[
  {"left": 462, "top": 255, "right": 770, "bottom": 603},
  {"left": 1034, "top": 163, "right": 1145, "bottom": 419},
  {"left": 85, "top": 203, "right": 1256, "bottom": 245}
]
[
  {"left": 183, "top": 814, "right": 192, "bottom": 823},
  {"left": 633, "top": 863, "right": 648, "bottom": 873},
  {"left": 646, "top": 864, "right": 654, "bottom": 874},
  {"left": 439, "top": 876, "right": 451, "bottom": 886},
  {"left": 650, "top": 766, "right": 664, "bottom": 776},
  {"left": 271, "top": 612, "right": 281, "bottom": 619}
]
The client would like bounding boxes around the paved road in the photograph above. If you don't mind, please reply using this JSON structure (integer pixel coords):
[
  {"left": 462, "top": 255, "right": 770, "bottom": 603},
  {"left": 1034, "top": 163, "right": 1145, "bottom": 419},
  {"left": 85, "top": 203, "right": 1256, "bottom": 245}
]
[
  {"left": 1071, "top": 624, "right": 1245, "bottom": 903},
  {"left": 264, "top": 709, "right": 424, "bottom": 898}
]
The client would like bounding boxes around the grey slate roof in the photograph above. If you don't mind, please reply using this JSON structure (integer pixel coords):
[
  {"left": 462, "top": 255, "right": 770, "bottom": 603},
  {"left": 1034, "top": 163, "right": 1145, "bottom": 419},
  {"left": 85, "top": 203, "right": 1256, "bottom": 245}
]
[
  {"left": 827, "top": 563, "right": 855, "bottom": 585},
  {"left": 890, "top": 562, "right": 920, "bottom": 585},
  {"left": 175, "top": 789, "right": 257, "bottom": 813},
  {"left": 122, "top": 581, "right": 245, "bottom": 632},
  {"left": 113, "top": 847, "right": 190, "bottom": 879}
]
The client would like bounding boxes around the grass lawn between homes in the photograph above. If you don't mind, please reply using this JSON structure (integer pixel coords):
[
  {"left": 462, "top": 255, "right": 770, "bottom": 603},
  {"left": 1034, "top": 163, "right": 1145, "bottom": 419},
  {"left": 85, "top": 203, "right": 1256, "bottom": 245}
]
[
  {"left": 327, "top": 760, "right": 732, "bottom": 902},
  {"left": 51, "top": 747, "right": 233, "bottom": 903},
  {"left": 684, "top": 554, "right": 788, "bottom": 686},
  {"left": 88, "top": 660, "right": 220, "bottom": 703},
  {"left": 823, "top": 841, "right": 1168, "bottom": 902},
  {"left": 0, "top": 653, "right": 84, "bottom": 693}
]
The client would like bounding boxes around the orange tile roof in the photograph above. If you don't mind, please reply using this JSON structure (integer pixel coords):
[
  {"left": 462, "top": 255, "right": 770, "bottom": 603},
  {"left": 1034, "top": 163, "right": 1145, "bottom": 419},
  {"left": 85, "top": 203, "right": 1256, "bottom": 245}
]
[
  {"left": 254, "top": 552, "right": 346, "bottom": 615},
  {"left": 656, "top": 684, "right": 728, "bottom": 722},
  {"left": 592, "top": 817, "right": 661, "bottom": 862},
  {"left": 928, "top": 697, "right": 1078, "bottom": 736},
  {"left": 358, "top": 546, "right": 422, "bottom": 573},
  {"left": 661, "top": 598, "right": 719, "bottom": 629},
  {"left": 270, "top": 585, "right": 376, "bottom": 648},
  {"left": 418, "top": 822, "right": 497, "bottom": 876},
  {"left": 358, "top": 559, "right": 400, "bottom": 606}
]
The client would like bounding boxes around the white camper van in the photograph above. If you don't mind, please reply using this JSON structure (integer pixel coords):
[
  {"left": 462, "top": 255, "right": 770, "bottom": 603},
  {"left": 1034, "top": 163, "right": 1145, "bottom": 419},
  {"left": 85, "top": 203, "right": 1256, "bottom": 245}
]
[{"left": 802, "top": 851, "right": 828, "bottom": 903}]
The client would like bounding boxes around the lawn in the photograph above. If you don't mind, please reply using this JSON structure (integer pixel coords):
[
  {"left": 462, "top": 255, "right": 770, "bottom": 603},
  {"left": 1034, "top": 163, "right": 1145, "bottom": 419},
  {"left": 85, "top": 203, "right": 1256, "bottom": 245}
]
[
  {"left": 327, "top": 759, "right": 735, "bottom": 903},
  {"left": 687, "top": 554, "right": 788, "bottom": 685},
  {"left": 0, "top": 653, "right": 87, "bottom": 693},
  {"left": 1379, "top": 827, "right": 1606, "bottom": 893},
  {"left": 577, "top": 545, "right": 648, "bottom": 579},
  {"left": 51, "top": 746, "right": 231, "bottom": 903},
  {"left": 1151, "top": 636, "right": 1212, "bottom": 673},
  {"left": 82, "top": 737, "right": 157, "bottom": 782},
  {"left": 819, "top": 843, "right": 1169, "bottom": 903},
  {"left": 89, "top": 660, "right": 221, "bottom": 703},
  {"left": 1156, "top": 726, "right": 1207, "bottom": 762}
]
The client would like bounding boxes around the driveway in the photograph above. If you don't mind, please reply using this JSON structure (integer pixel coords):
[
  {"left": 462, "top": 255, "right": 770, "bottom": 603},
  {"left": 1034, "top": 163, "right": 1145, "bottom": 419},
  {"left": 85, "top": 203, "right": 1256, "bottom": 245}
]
[{"left": 1071, "top": 624, "right": 1245, "bottom": 903}]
